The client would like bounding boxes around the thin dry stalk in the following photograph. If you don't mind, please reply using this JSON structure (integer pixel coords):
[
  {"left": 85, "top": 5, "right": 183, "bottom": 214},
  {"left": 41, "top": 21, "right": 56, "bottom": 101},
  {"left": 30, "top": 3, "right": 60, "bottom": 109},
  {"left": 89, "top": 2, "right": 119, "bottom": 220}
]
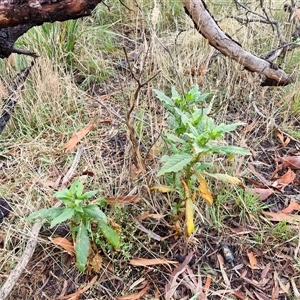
[{"left": 123, "top": 47, "right": 160, "bottom": 173}]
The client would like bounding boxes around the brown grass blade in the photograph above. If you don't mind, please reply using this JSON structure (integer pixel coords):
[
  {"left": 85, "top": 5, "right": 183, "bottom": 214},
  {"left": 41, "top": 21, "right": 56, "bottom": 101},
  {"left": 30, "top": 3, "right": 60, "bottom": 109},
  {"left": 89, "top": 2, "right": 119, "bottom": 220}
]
[{"left": 129, "top": 258, "right": 178, "bottom": 267}]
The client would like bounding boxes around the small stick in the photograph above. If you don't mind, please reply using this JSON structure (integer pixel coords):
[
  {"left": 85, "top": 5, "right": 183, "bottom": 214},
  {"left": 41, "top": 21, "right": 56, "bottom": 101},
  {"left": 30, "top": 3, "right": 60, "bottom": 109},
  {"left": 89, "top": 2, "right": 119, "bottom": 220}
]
[{"left": 61, "top": 145, "right": 85, "bottom": 187}]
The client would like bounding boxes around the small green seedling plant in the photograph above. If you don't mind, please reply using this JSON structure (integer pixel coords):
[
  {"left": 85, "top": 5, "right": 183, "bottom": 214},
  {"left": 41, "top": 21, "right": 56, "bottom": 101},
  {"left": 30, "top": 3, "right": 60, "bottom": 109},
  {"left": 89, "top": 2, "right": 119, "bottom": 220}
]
[
  {"left": 153, "top": 85, "right": 251, "bottom": 236},
  {"left": 28, "top": 179, "right": 120, "bottom": 271}
]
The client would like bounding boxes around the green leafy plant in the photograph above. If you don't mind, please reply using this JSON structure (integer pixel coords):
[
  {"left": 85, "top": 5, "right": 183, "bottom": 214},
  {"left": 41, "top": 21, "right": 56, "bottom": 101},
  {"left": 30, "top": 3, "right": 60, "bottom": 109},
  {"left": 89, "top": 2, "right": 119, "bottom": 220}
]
[
  {"left": 153, "top": 85, "right": 251, "bottom": 236},
  {"left": 28, "top": 179, "right": 120, "bottom": 272}
]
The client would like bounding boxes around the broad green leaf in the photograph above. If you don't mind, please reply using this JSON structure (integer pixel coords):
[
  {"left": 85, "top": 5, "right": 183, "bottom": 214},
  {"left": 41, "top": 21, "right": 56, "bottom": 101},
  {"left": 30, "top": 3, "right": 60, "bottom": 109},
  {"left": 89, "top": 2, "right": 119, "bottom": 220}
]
[
  {"left": 192, "top": 109, "right": 204, "bottom": 125},
  {"left": 195, "top": 162, "right": 212, "bottom": 171},
  {"left": 171, "top": 86, "right": 180, "bottom": 100},
  {"left": 74, "top": 199, "right": 83, "bottom": 206},
  {"left": 193, "top": 92, "right": 213, "bottom": 104},
  {"left": 157, "top": 153, "right": 193, "bottom": 176},
  {"left": 54, "top": 189, "right": 71, "bottom": 201},
  {"left": 74, "top": 205, "right": 84, "bottom": 213},
  {"left": 69, "top": 179, "right": 82, "bottom": 196},
  {"left": 209, "top": 128, "right": 224, "bottom": 139},
  {"left": 50, "top": 208, "right": 75, "bottom": 228},
  {"left": 193, "top": 142, "right": 210, "bottom": 154},
  {"left": 185, "top": 197, "right": 194, "bottom": 236},
  {"left": 153, "top": 89, "right": 175, "bottom": 107},
  {"left": 75, "top": 222, "right": 90, "bottom": 272},
  {"left": 98, "top": 220, "right": 120, "bottom": 248},
  {"left": 160, "top": 154, "right": 171, "bottom": 162},
  {"left": 174, "top": 107, "right": 189, "bottom": 125},
  {"left": 164, "top": 133, "right": 187, "bottom": 145},
  {"left": 80, "top": 190, "right": 98, "bottom": 200},
  {"left": 59, "top": 198, "right": 74, "bottom": 207},
  {"left": 187, "top": 123, "right": 199, "bottom": 137},
  {"left": 211, "top": 145, "right": 251, "bottom": 155},
  {"left": 28, "top": 207, "right": 65, "bottom": 221},
  {"left": 186, "top": 85, "right": 200, "bottom": 101},
  {"left": 214, "top": 123, "right": 244, "bottom": 133},
  {"left": 204, "top": 172, "right": 243, "bottom": 186},
  {"left": 75, "top": 182, "right": 84, "bottom": 198},
  {"left": 83, "top": 205, "right": 107, "bottom": 222}
]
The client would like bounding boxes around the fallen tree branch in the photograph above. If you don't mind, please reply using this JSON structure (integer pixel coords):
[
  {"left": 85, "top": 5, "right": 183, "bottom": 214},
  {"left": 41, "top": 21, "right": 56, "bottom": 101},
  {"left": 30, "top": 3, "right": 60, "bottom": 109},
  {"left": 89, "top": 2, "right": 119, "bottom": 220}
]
[
  {"left": 182, "top": 0, "right": 293, "bottom": 86},
  {"left": 0, "top": 222, "right": 43, "bottom": 300},
  {"left": 0, "top": 0, "right": 102, "bottom": 29},
  {"left": 0, "top": 0, "right": 102, "bottom": 58}
]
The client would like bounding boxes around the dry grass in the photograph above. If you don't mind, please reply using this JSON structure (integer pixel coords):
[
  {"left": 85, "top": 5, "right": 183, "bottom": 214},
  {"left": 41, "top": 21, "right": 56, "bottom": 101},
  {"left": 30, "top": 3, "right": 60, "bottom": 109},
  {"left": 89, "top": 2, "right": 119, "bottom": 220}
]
[{"left": 1, "top": 0, "right": 300, "bottom": 299}]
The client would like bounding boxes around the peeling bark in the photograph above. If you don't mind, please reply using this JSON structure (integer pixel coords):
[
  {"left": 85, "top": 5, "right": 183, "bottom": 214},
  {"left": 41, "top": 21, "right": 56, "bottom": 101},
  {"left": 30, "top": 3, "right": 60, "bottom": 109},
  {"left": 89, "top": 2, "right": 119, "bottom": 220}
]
[
  {"left": 0, "top": 0, "right": 102, "bottom": 58},
  {"left": 182, "top": 0, "right": 293, "bottom": 86},
  {"left": 0, "top": 0, "right": 102, "bottom": 29}
]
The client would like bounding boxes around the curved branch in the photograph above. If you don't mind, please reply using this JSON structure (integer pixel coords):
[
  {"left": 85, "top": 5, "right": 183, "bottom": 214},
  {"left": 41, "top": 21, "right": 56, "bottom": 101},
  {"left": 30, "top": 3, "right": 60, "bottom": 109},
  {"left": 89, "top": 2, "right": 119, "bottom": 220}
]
[
  {"left": 0, "top": 0, "right": 102, "bottom": 29},
  {"left": 182, "top": 0, "right": 293, "bottom": 86},
  {"left": 0, "top": 0, "right": 102, "bottom": 58}
]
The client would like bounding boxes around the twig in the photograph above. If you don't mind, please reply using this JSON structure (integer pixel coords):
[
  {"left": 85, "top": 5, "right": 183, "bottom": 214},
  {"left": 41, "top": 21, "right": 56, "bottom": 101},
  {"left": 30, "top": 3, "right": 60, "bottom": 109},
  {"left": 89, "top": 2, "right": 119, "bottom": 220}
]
[
  {"left": 0, "top": 222, "right": 42, "bottom": 300},
  {"left": 233, "top": 0, "right": 285, "bottom": 43},
  {"left": 123, "top": 47, "right": 160, "bottom": 173},
  {"left": 118, "top": 0, "right": 134, "bottom": 12},
  {"left": 61, "top": 145, "right": 85, "bottom": 187},
  {"left": 95, "top": 96, "right": 125, "bottom": 122}
]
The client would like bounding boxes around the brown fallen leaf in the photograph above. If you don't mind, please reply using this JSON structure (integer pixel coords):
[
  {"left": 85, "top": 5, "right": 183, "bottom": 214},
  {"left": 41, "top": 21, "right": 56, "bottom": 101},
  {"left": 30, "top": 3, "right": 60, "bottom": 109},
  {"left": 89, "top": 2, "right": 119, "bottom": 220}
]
[
  {"left": 243, "top": 120, "right": 257, "bottom": 134},
  {"left": 129, "top": 258, "right": 178, "bottom": 267},
  {"left": 97, "top": 118, "right": 112, "bottom": 124},
  {"left": 92, "top": 253, "right": 102, "bottom": 273},
  {"left": 185, "top": 67, "right": 208, "bottom": 76},
  {"left": 277, "top": 168, "right": 296, "bottom": 185},
  {"left": 250, "top": 187, "right": 274, "bottom": 201},
  {"left": 165, "top": 252, "right": 194, "bottom": 300},
  {"left": 247, "top": 250, "right": 257, "bottom": 270},
  {"left": 217, "top": 254, "right": 231, "bottom": 288},
  {"left": 263, "top": 211, "right": 300, "bottom": 224},
  {"left": 51, "top": 237, "right": 74, "bottom": 256},
  {"left": 276, "top": 129, "right": 290, "bottom": 147},
  {"left": 260, "top": 263, "right": 271, "bottom": 280},
  {"left": 56, "top": 275, "right": 97, "bottom": 300},
  {"left": 296, "top": 8, "right": 300, "bottom": 20},
  {"left": 105, "top": 195, "right": 141, "bottom": 206},
  {"left": 248, "top": 163, "right": 272, "bottom": 186},
  {"left": 279, "top": 201, "right": 300, "bottom": 214},
  {"left": 63, "top": 122, "right": 95, "bottom": 153},
  {"left": 234, "top": 290, "right": 247, "bottom": 300},
  {"left": 203, "top": 275, "right": 211, "bottom": 293},
  {"left": 135, "top": 212, "right": 164, "bottom": 221},
  {"left": 116, "top": 284, "right": 149, "bottom": 300},
  {"left": 275, "top": 156, "right": 300, "bottom": 171}
]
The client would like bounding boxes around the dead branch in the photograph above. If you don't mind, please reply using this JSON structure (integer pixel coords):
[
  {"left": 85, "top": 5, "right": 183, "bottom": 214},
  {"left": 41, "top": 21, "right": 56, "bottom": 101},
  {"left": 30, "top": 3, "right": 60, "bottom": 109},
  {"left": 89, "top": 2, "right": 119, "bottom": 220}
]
[
  {"left": 0, "top": 0, "right": 102, "bottom": 29},
  {"left": 0, "top": 0, "right": 102, "bottom": 58},
  {"left": 123, "top": 47, "right": 160, "bottom": 173},
  {"left": 182, "top": 0, "right": 293, "bottom": 86},
  {"left": 0, "top": 222, "right": 43, "bottom": 300}
]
